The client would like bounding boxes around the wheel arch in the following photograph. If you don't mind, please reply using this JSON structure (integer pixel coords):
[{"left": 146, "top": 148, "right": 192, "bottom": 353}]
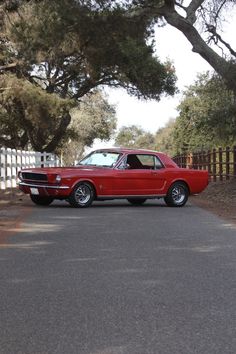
[
  {"left": 169, "top": 179, "right": 190, "bottom": 194},
  {"left": 71, "top": 179, "right": 98, "bottom": 197}
]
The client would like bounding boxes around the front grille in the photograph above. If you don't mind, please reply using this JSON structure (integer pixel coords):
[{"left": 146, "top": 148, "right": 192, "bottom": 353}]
[{"left": 22, "top": 172, "right": 48, "bottom": 182}]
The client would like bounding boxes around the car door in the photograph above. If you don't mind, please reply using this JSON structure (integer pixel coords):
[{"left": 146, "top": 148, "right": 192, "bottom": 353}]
[{"left": 113, "top": 153, "right": 167, "bottom": 196}]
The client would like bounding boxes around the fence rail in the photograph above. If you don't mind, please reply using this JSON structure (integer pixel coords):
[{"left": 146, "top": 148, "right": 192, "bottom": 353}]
[
  {"left": 173, "top": 146, "right": 236, "bottom": 181},
  {"left": 0, "top": 147, "right": 60, "bottom": 190}
]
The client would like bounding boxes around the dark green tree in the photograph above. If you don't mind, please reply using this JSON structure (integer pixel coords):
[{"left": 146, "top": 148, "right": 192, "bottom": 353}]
[
  {"left": 173, "top": 73, "right": 236, "bottom": 152},
  {"left": 2, "top": 0, "right": 236, "bottom": 93},
  {"left": 115, "top": 125, "right": 155, "bottom": 149},
  {"left": 0, "top": 74, "right": 73, "bottom": 151},
  {"left": 154, "top": 119, "right": 176, "bottom": 156},
  {"left": 0, "top": 0, "right": 177, "bottom": 151}
]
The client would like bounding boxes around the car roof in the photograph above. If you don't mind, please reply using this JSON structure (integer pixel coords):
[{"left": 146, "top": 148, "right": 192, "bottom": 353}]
[
  {"left": 92, "top": 147, "right": 178, "bottom": 168},
  {"left": 93, "top": 147, "right": 162, "bottom": 155}
]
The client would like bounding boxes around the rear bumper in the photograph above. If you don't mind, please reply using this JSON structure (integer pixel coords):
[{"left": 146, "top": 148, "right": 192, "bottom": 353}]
[{"left": 19, "top": 182, "right": 71, "bottom": 197}]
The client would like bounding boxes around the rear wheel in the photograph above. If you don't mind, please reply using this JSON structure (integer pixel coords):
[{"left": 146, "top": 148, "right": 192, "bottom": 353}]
[
  {"left": 30, "top": 195, "right": 54, "bottom": 206},
  {"left": 127, "top": 198, "right": 147, "bottom": 206},
  {"left": 68, "top": 182, "right": 95, "bottom": 208},
  {"left": 164, "top": 182, "right": 189, "bottom": 207}
]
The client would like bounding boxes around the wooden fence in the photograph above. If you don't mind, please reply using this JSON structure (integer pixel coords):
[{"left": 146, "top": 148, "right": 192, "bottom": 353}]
[
  {"left": 173, "top": 146, "right": 236, "bottom": 181},
  {"left": 0, "top": 147, "right": 60, "bottom": 190}
]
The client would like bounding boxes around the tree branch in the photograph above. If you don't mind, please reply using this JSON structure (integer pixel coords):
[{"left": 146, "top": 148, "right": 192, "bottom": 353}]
[
  {"left": 128, "top": 1, "right": 236, "bottom": 91},
  {"left": 207, "top": 25, "right": 236, "bottom": 58},
  {"left": 0, "top": 62, "right": 17, "bottom": 71},
  {"left": 185, "top": 0, "right": 205, "bottom": 24}
]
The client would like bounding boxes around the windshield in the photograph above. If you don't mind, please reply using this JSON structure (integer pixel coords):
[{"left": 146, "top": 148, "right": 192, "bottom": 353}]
[{"left": 78, "top": 151, "right": 122, "bottom": 168}]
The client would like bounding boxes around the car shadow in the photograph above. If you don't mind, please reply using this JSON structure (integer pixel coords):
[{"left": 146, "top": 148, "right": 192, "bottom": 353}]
[{"left": 43, "top": 200, "right": 192, "bottom": 209}]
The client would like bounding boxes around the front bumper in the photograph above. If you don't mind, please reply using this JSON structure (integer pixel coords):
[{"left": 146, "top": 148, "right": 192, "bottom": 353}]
[{"left": 19, "top": 182, "right": 71, "bottom": 197}]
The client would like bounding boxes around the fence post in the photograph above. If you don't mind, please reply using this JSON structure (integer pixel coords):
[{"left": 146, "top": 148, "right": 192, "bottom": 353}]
[
  {"left": 21, "top": 150, "right": 26, "bottom": 169},
  {"left": 40, "top": 152, "right": 47, "bottom": 167},
  {"left": 6, "top": 148, "right": 12, "bottom": 188},
  {"left": 186, "top": 153, "right": 193, "bottom": 169},
  {"left": 201, "top": 151, "right": 205, "bottom": 170},
  {"left": 212, "top": 148, "right": 217, "bottom": 181},
  {"left": 192, "top": 152, "right": 196, "bottom": 169},
  {"left": 201, "top": 151, "right": 204, "bottom": 170},
  {"left": 0, "top": 147, "right": 6, "bottom": 190},
  {"left": 11, "top": 149, "right": 17, "bottom": 188},
  {"left": 233, "top": 145, "right": 236, "bottom": 178},
  {"left": 16, "top": 150, "right": 22, "bottom": 176},
  {"left": 207, "top": 150, "right": 211, "bottom": 178},
  {"left": 35, "top": 152, "right": 41, "bottom": 167},
  {"left": 219, "top": 147, "right": 223, "bottom": 181},
  {"left": 25, "top": 150, "right": 30, "bottom": 168},
  {"left": 226, "top": 146, "right": 230, "bottom": 180}
]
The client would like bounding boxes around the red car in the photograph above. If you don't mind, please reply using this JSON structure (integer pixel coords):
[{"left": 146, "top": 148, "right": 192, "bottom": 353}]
[{"left": 18, "top": 148, "right": 209, "bottom": 208}]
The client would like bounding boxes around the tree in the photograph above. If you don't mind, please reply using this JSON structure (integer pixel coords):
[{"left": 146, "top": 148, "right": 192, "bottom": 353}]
[
  {"left": 115, "top": 125, "right": 155, "bottom": 149},
  {"left": 173, "top": 72, "right": 236, "bottom": 152},
  {"left": 3, "top": 0, "right": 236, "bottom": 153},
  {"left": 2, "top": 0, "right": 236, "bottom": 94},
  {"left": 127, "top": 0, "right": 236, "bottom": 96},
  {"left": 0, "top": 74, "right": 73, "bottom": 151},
  {"left": 154, "top": 119, "right": 176, "bottom": 156},
  {"left": 0, "top": 0, "right": 177, "bottom": 151},
  {"left": 59, "top": 91, "right": 117, "bottom": 165}
]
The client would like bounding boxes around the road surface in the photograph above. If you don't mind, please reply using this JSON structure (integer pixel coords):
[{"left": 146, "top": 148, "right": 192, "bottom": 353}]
[{"left": 0, "top": 199, "right": 236, "bottom": 354}]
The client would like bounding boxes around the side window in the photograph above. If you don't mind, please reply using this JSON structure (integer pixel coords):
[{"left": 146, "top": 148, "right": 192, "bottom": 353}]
[
  {"left": 137, "top": 155, "right": 155, "bottom": 169},
  {"left": 155, "top": 156, "right": 164, "bottom": 169},
  {"left": 126, "top": 154, "right": 155, "bottom": 170}
]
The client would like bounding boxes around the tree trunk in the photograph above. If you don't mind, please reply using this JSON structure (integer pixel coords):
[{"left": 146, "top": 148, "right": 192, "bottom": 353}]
[
  {"left": 162, "top": 8, "right": 236, "bottom": 92},
  {"left": 43, "top": 111, "right": 71, "bottom": 152}
]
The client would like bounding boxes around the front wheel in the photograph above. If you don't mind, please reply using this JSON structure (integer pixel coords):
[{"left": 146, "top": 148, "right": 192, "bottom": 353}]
[
  {"left": 68, "top": 182, "right": 95, "bottom": 208},
  {"left": 164, "top": 182, "right": 189, "bottom": 207},
  {"left": 30, "top": 195, "right": 54, "bottom": 206},
  {"left": 127, "top": 198, "right": 147, "bottom": 206}
]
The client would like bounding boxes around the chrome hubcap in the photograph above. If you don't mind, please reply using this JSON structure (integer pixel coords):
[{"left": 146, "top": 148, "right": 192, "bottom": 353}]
[
  {"left": 75, "top": 185, "right": 91, "bottom": 204},
  {"left": 172, "top": 186, "right": 186, "bottom": 204}
]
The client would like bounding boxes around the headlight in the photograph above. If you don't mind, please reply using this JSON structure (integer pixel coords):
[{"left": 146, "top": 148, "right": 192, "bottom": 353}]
[
  {"left": 55, "top": 174, "right": 61, "bottom": 183},
  {"left": 18, "top": 171, "right": 23, "bottom": 180}
]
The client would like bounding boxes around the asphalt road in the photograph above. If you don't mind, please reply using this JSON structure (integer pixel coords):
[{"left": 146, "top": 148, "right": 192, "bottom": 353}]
[{"left": 0, "top": 199, "right": 236, "bottom": 354}]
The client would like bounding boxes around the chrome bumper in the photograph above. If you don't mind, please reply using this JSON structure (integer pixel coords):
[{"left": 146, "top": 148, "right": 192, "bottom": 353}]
[{"left": 19, "top": 182, "right": 70, "bottom": 190}]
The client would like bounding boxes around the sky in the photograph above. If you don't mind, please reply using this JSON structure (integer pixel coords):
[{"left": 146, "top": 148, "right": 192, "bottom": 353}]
[
  {"left": 93, "top": 12, "right": 236, "bottom": 148},
  {"left": 105, "top": 24, "right": 211, "bottom": 134}
]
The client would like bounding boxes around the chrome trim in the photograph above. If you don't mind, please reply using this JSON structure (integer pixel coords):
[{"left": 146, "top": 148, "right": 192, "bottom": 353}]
[
  {"left": 97, "top": 194, "right": 166, "bottom": 199},
  {"left": 19, "top": 182, "right": 70, "bottom": 190}
]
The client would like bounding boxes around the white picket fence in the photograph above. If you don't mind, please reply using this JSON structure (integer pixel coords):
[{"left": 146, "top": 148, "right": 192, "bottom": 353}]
[{"left": 0, "top": 147, "right": 60, "bottom": 190}]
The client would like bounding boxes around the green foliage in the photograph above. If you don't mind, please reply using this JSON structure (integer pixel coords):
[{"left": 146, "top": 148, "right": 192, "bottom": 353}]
[
  {"left": 115, "top": 125, "right": 155, "bottom": 149},
  {"left": 6, "top": 0, "right": 177, "bottom": 100},
  {"left": 173, "top": 73, "right": 236, "bottom": 152},
  {"left": 58, "top": 91, "right": 117, "bottom": 165},
  {"left": 0, "top": 74, "right": 73, "bottom": 151},
  {"left": 0, "top": 0, "right": 177, "bottom": 152},
  {"left": 154, "top": 119, "right": 176, "bottom": 156},
  {"left": 0, "top": 75, "right": 116, "bottom": 154}
]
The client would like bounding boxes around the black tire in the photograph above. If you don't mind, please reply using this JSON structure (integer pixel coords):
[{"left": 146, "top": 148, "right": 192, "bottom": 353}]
[
  {"left": 164, "top": 182, "right": 189, "bottom": 207},
  {"left": 127, "top": 198, "right": 147, "bottom": 206},
  {"left": 68, "top": 182, "right": 95, "bottom": 208},
  {"left": 30, "top": 195, "right": 54, "bottom": 206}
]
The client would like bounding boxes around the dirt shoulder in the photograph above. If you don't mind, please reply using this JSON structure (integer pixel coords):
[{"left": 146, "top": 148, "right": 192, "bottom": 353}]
[
  {"left": 191, "top": 178, "right": 236, "bottom": 225},
  {"left": 0, "top": 189, "right": 30, "bottom": 207},
  {"left": 0, "top": 189, "right": 32, "bottom": 244}
]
